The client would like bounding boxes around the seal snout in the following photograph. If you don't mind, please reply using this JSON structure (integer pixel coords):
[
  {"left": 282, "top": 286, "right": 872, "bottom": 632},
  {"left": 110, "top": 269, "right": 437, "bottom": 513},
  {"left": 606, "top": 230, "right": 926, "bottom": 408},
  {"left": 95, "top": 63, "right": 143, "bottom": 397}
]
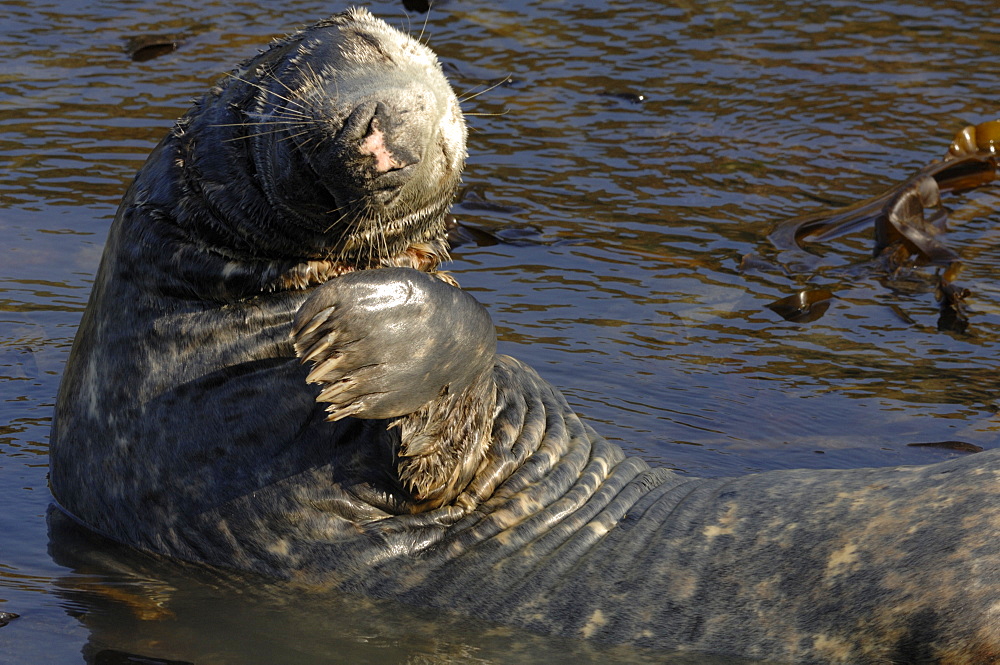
[
  {"left": 345, "top": 95, "right": 434, "bottom": 185},
  {"left": 359, "top": 113, "right": 413, "bottom": 175}
]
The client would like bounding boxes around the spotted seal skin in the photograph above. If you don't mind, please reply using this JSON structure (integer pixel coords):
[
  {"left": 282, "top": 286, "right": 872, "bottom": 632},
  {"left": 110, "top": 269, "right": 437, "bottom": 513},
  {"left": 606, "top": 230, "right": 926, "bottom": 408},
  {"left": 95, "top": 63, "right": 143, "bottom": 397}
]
[{"left": 50, "top": 9, "right": 1000, "bottom": 665}]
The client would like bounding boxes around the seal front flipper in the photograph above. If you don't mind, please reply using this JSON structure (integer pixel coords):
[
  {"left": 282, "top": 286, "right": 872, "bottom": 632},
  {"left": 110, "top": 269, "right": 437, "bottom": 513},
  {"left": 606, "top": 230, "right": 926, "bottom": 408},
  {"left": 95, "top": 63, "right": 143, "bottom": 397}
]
[
  {"left": 292, "top": 267, "right": 496, "bottom": 420},
  {"left": 293, "top": 267, "right": 498, "bottom": 508}
]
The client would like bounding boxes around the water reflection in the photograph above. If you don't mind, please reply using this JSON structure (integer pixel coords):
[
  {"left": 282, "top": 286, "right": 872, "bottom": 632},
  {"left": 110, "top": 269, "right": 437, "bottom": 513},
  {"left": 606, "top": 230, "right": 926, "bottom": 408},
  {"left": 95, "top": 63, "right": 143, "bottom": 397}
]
[
  {"left": 45, "top": 510, "right": 760, "bottom": 665},
  {"left": 1, "top": 0, "right": 999, "bottom": 662}
]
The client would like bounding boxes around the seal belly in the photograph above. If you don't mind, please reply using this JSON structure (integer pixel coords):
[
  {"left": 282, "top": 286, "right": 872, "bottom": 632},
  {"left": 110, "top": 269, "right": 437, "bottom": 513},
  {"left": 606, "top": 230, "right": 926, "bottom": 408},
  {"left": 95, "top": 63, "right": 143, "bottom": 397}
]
[
  {"left": 431, "top": 437, "right": 1000, "bottom": 663},
  {"left": 327, "top": 353, "right": 1000, "bottom": 663}
]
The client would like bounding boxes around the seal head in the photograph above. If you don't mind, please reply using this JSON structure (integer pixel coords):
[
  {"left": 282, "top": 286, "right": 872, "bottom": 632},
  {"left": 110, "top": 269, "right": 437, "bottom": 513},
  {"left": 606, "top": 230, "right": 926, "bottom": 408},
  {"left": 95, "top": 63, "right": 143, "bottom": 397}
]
[{"left": 175, "top": 7, "right": 467, "bottom": 266}]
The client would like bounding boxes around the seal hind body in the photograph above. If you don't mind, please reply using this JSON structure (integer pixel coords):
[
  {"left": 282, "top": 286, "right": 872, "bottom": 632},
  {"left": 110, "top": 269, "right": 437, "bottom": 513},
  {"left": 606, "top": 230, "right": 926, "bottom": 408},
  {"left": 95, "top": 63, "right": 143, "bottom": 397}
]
[{"left": 49, "top": 9, "right": 1000, "bottom": 664}]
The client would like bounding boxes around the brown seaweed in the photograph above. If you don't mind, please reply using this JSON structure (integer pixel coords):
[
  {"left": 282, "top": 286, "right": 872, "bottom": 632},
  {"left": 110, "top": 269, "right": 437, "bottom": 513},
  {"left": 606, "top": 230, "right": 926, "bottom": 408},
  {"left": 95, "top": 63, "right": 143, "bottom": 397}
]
[
  {"left": 936, "top": 262, "right": 971, "bottom": 333},
  {"left": 766, "top": 289, "right": 834, "bottom": 323},
  {"left": 873, "top": 176, "right": 955, "bottom": 268},
  {"left": 770, "top": 120, "right": 999, "bottom": 252},
  {"left": 456, "top": 184, "right": 525, "bottom": 214},
  {"left": 124, "top": 34, "right": 181, "bottom": 62},
  {"left": 445, "top": 215, "right": 543, "bottom": 248},
  {"left": 946, "top": 120, "right": 1000, "bottom": 160},
  {"left": 907, "top": 440, "right": 983, "bottom": 453},
  {"left": 764, "top": 120, "right": 998, "bottom": 329}
]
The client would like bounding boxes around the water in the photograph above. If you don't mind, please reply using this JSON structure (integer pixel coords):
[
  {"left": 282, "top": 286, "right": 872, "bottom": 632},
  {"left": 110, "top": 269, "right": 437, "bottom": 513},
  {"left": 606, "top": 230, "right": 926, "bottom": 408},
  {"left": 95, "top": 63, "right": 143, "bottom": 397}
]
[{"left": 1, "top": 0, "right": 998, "bottom": 662}]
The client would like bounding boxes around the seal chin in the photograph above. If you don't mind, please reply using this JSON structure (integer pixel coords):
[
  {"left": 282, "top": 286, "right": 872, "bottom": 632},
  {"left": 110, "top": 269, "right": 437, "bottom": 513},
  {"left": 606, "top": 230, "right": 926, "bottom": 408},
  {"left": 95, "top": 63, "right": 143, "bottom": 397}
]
[{"left": 239, "top": 8, "right": 467, "bottom": 266}]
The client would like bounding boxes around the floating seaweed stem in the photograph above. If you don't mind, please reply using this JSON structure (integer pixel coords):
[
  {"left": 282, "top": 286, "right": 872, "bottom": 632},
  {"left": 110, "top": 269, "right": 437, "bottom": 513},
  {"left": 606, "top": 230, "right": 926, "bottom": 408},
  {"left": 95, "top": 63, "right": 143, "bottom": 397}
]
[{"left": 762, "top": 120, "right": 999, "bottom": 330}]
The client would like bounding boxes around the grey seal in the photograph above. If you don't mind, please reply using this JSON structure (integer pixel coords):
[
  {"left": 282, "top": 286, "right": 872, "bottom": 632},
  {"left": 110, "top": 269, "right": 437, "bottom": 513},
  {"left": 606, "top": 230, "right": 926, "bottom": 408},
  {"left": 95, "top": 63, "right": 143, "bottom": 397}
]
[{"left": 50, "top": 8, "right": 1000, "bottom": 665}]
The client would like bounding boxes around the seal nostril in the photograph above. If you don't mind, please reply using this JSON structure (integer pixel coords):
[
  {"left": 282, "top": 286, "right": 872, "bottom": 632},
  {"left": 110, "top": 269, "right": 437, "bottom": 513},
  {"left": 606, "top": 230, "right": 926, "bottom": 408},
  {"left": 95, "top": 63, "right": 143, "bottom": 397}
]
[
  {"left": 359, "top": 114, "right": 407, "bottom": 174},
  {"left": 357, "top": 103, "right": 427, "bottom": 178}
]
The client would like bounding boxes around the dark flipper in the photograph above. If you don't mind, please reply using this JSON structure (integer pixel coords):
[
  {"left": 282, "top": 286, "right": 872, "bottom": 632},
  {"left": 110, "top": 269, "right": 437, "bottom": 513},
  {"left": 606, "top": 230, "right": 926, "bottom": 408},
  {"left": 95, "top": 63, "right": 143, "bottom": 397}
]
[
  {"left": 293, "top": 267, "right": 499, "bottom": 508},
  {"left": 292, "top": 267, "right": 496, "bottom": 421}
]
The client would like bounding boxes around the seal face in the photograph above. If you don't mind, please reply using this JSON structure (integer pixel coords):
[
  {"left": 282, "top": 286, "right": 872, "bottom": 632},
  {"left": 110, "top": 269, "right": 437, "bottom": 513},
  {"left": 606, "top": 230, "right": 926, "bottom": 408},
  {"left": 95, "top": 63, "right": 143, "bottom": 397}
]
[{"left": 175, "top": 7, "right": 467, "bottom": 267}]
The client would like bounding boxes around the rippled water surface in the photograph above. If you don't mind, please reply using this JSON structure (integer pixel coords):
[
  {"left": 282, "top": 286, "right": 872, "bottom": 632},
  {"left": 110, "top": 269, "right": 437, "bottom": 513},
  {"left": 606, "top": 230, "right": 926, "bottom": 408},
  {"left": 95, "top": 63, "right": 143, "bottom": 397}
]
[{"left": 2, "top": 0, "right": 998, "bottom": 662}]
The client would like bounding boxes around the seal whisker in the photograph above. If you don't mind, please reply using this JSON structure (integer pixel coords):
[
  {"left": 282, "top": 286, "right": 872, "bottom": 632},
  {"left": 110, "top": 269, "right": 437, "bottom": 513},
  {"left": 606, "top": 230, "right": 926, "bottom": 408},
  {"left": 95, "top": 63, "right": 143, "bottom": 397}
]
[
  {"left": 215, "top": 121, "right": 308, "bottom": 137},
  {"left": 265, "top": 65, "right": 314, "bottom": 105},
  {"left": 219, "top": 125, "right": 310, "bottom": 143},
  {"left": 294, "top": 135, "right": 319, "bottom": 153},
  {"left": 352, "top": 212, "right": 377, "bottom": 267},
  {"left": 247, "top": 105, "right": 313, "bottom": 120},
  {"left": 360, "top": 214, "right": 383, "bottom": 267},
  {"left": 322, "top": 205, "right": 356, "bottom": 235},
  {"left": 212, "top": 120, "right": 307, "bottom": 128},
  {"left": 399, "top": 11, "right": 412, "bottom": 39},
  {"left": 377, "top": 214, "right": 392, "bottom": 267},
  {"left": 276, "top": 129, "right": 314, "bottom": 144},
  {"left": 246, "top": 111, "right": 312, "bottom": 125},
  {"left": 301, "top": 61, "right": 335, "bottom": 109},
  {"left": 416, "top": 2, "right": 433, "bottom": 46},
  {"left": 367, "top": 211, "right": 389, "bottom": 268},
  {"left": 323, "top": 193, "right": 372, "bottom": 236},
  {"left": 361, "top": 212, "right": 378, "bottom": 267},
  {"left": 456, "top": 75, "right": 512, "bottom": 104},
  {"left": 224, "top": 72, "right": 311, "bottom": 113},
  {"left": 300, "top": 126, "right": 334, "bottom": 160}
]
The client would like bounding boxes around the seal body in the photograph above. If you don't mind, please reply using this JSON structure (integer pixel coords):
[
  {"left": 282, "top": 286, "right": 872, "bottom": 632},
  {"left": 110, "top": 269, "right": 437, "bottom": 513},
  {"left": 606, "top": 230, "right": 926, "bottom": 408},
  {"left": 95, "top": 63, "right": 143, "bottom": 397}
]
[
  {"left": 50, "top": 9, "right": 1000, "bottom": 665},
  {"left": 50, "top": 8, "right": 477, "bottom": 552}
]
